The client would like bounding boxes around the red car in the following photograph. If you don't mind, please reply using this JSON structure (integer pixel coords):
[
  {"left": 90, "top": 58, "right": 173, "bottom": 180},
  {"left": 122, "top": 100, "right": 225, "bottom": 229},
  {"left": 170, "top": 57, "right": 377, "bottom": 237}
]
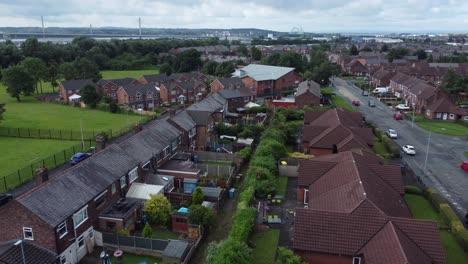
[
  {"left": 352, "top": 100, "right": 360, "bottom": 106},
  {"left": 393, "top": 112, "right": 404, "bottom": 120},
  {"left": 461, "top": 161, "right": 468, "bottom": 172}
]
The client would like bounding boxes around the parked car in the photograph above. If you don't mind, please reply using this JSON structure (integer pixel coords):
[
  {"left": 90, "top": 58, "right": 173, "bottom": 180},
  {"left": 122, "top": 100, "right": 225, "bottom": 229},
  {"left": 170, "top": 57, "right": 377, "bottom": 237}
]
[
  {"left": 393, "top": 112, "right": 404, "bottom": 120},
  {"left": 70, "top": 152, "right": 93, "bottom": 165},
  {"left": 373, "top": 87, "right": 389, "bottom": 94},
  {"left": 0, "top": 193, "right": 13, "bottom": 206},
  {"left": 402, "top": 145, "right": 416, "bottom": 155},
  {"left": 386, "top": 129, "right": 398, "bottom": 139},
  {"left": 368, "top": 100, "right": 375, "bottom": 107},
  {"left": 396, "top": 104, "right": 411, "bottom": 110},
  {"left": 362, "top": 90, "right": 369, "bottom": 96},
  {"left": 461, "top": 161, "right": 468, "bottom": 172},
  {"left": 352, "top": 100, "right": 360, "bottom": 106}
]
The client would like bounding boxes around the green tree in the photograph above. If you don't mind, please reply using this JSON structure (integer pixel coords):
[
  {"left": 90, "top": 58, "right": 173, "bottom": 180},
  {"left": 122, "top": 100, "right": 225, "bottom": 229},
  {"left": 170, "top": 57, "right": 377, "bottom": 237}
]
[
  {"left": 80, "top": 84, "right": 100, "bottom": 107},
  {"left": 413, "top": 49, "right": 428, "bottom": 60},
  {"left": 20, "top": 38, "right": 40, "bottom": 58},
  {"left": 0, "top": 104, "right": 5, "bottom": 124},
  {"left": 215, "top": 61, "right": 235, "bottom": 77},
  {"left": 176, "top": 49, "right": 202, "bottom": 73},
  {"left": 58, "top": 62, "right": 76, "bottom": 80},
  {"left": 159, "top": 62, "right": 173, "bottom": 75},
  {"left": 237, "top": 44, "right": 248, "bottom": 57},
  {"left": 1, "top": 65, "right": 35, "bottom": 102},
  {"left": 276, "top": 247, "right": 304, "bottom": 264},
  {"left": 0, "top": 40, "right": 23, "bottom": 68},
  {"left": 188, "top": 205, "right": 213, "bottom": 228},
  {"left": 208, "top": 239, "right": 251, "bottom": 264},
  {"left": 142, "top": 222, "right": 154, "bottom": 238},
  {"left": 277, "top": 51, "right": 305, "bottom": 72},
  {"left": 192, "top": 187, "right": 204, "bottom": 205},
  {"left": 386, "top": 48, "right": 409, "bottom": 62},
  {"left": 46, "top": 64, "right": 59, "bottom": 93},
  {"left": 144, "top": 194, "right": 172, "bottom": 226},
  {"left": 21, "top": 57, "right": 48, "bottom": 94},
  {"left": 350, "top": 45, "right": 359, "bottom": 55},
  {"left": 73, "top": 58, "right": 102, "bottom": 81},
  {"left": 251, "top": 46, "right": 262, "bottom": 61},
  {"left": 380, "top": 44, "right": 388, "bottom": 52},
  {"left": 202, "top": 61, "right": 219, "bottom": 75}
]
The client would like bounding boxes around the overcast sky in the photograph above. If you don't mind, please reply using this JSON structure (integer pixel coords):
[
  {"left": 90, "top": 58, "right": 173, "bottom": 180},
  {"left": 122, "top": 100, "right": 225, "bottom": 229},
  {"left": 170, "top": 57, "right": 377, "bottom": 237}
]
[{"left": 0, "top": 0, "right": 467, "bottom": 33}]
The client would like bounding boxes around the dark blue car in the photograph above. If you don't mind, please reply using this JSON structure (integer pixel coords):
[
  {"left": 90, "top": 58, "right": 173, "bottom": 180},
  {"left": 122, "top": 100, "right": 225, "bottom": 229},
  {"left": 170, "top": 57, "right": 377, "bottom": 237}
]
[{"left": 69, "top": 152, "right": 92, "bottom": 165}]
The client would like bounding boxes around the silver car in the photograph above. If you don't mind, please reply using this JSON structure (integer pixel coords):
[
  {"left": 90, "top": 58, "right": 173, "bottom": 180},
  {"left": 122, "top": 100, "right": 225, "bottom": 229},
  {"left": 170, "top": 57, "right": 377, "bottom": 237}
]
[
  {"left": 386, "top": 129, "right": 398, "bottom": 139},
  {"left": 402, "top": 145, "right": 416, "bottom": 155}
]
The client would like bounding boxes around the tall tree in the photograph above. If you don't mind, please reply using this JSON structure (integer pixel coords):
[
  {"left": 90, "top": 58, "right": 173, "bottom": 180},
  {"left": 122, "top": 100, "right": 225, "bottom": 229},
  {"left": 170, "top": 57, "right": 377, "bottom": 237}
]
[
  {"left": 215, "top": 61, "right": 235, "bottom": 78},
  {"left": 159, "top": 63, "right": 173, "bottom": 75},
  {"left": 192, "top": 187, "right": 204, "bottom": 205},
  {"left": 73, "top": 58, "right": 102, "bottom": 81},
  {"left": 21, "top": 57, "right": 48, "bottom": 94},
  {"left": 236, "top": 44, "right": 248, "bottom": 57},
  {"left": 46, "top": 64, "right": 59, "bottom": 93},
  {"left": 80, "top": 84, "right": 100, "bottom": 108},
  {"left": 144, "top": 194, "right": 172, "bottom": 226},
  {"left": 21, "top": 38, "right": 40, "bottom": 58},
  {"left": 58, "top": 62, "right": 76, "bottom": 80},
  {"left": 251, "top": 46, "right": 262, "bottom": 61},
  {"left": 1, "top": 65, "right": 35, "bottom": 102},
  {"left": 0, "top": 40, "right": 23, "bottom": 69},
  {"left": 277, "top": 51, "right": 305, "bottom": 72},
  {"left": 176, "top": 49, "right": 202, "bottom": 73},
  {"left": 349, "top": 44, "right": 359, "bottom": 55},
  {"left": 0, "top": 104, "right": 5, "bottom": 124},
  {"left": 202, "top": 61, "right": 219, "bottom": 75},
  {"left": 413, "top": 49, "right": 428, "bottom": 60},
  {"left": 380, "top": 44, "right": 389, "bottom": 52}
]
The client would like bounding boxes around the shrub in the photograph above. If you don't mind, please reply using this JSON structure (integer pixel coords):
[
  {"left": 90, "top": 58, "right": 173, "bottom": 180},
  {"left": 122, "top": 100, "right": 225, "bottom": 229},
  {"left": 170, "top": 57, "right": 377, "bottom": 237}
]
[
  {"left": 260, "top": 128, "right": 285, "bottom": 143},
  {"left": 208, "top": 239, "right": 252, "bottom": 264},
  {"left": 142, "top": 222, "right": 153, "bottom": 238},
  {"left": 188, "top": 204, "right": 213, "bottom": 228},
  {"left": 423, "top": 188, "right": 446, "bottom": 212},
  {"left": 115, "top": 228, "right": 130, "bottom": 236},
  {"left": 404, "top": 185, "right": 423, "bottom": 195},
  {"left": 439, "top": 203, "right": 459, "bottom": 228},
  {"left": 237, "top": 186, "right": 255, "bottom": 210},
  {"left": 144, "top": 194, "right": 172, "bottom": 226},
  {"left": 192, "top": 187, "right": 204, "bottom": 205},
  {"left": 229, "top": 208, "right": 257, "bottom": 242},
  {"left": 236, "top": 147, "right": 252, "bottom": 160},
  {"left": 382, "top": 136, "right": 400, "bottom": 158},
  {"left": 374, "top": 128, "right": 382, "bottom": 139},
  {"left": 250, "top": 154, "right": 277, "bottom": 173},
  {"left": 453, "top": 226, "right": 468, "bottom": 253}
]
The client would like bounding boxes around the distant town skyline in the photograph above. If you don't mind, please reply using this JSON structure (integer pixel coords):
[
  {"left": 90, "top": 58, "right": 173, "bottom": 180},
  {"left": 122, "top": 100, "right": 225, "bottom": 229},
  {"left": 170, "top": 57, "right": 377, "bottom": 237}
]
[{"left": 1, "top": 0, "right": 468, "bottom": 33}]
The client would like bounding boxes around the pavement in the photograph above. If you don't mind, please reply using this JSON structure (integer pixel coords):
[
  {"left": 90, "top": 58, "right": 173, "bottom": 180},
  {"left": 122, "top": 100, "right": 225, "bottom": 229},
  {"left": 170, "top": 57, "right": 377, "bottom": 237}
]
[
  {"left": 10, "top": 111, "right": 172, "bottom": 198},
  {"left": 331, "top": 77, "right": 468, "bottom": 218}
]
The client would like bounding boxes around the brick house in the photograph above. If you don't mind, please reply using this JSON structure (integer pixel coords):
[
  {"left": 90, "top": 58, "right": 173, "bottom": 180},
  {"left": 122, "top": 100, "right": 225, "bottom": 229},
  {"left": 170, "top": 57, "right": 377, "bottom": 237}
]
[
  {"left": 0, "top": 121, "right": 183, "bottom": 264},
  {"left": 426, "top": 94, "right": 468, "bottom": 122},
  {"left": 169, "top": 72, "right": 208, "bottom": 83},
  {"left": 138, "top": 73, "right": 171, "bottom": 86},
  {"left": 232, "top": 64, "right": 302, "bottom": 97},
  {"left": 302, "top": 108, "right": 372, "bottom": 156},
  {"left": 59, "top": 79, "right": 95, "bottom": 103},
  {"left": 370, "top": 69, "right": 396, "bottom": 87},
  {"left": 344, "top": 59, "right": 367, "bottom": 76},
  {"left": 116, "top": 83, "right": 160, "bottom": 110},
  {"left": 215, "top": 84, "right": 256, "bottom": 111},
  {"left": 97, "top": 78, "right": 141, "bottom": 100},
  {"left": 168, "top": 110, "right": 197, "bottom": 151},
  {"left": 160, "top": 81, "right": 207, "bottom": 104},
  {"left": 295, "top": 80, "right": 320, "bottom": 108}
]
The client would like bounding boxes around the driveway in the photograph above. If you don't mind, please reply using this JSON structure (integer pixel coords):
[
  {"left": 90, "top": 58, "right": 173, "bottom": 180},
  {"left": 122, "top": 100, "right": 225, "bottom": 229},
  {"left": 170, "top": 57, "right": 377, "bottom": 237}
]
[{"left": 331, "top": 77, "right": 468, "bottom": 218}]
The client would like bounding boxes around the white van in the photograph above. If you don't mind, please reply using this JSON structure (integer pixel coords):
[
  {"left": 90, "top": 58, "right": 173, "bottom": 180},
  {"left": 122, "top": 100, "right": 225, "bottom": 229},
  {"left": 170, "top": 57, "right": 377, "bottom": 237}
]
[{"left": 373, "top": 87, "right": 389, "bottom": 94}]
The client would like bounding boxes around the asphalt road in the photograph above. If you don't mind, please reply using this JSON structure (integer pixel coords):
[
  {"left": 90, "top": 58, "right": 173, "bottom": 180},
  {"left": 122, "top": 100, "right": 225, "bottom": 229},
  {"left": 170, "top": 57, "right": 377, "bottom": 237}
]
[{"left": 331, "top": 77, "right": 468, "bottom": 218}]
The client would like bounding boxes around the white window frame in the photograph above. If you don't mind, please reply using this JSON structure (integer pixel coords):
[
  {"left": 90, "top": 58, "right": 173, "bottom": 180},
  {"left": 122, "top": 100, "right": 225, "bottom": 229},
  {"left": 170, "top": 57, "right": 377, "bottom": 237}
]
[
  {"left": 163, "top": 146, "right": 170, "bottom": 158},
  {"left": 23, "top": 227, "right": 33, "bottom": 240},
  {"left": 77, "top": 235, "right": 85, "bottom": 248},
  {"left": 73, "top": 206, "right": 88, "bottom": 229},
  {"left": 60, "top": 255, "right": 67, "bottom": 264},
  {"left": 171, "top": 90, "right": 176, "bottom": 95},
  {"left": 57, "top": 221, "right": 68, "bottom": 239},
  {"left": 120, "top": 175, "right": 127, "bottom": 189},
  {"left": 464, "top": 116, "right": 468, "bottom": 121},
  {"left": 178, "top": 136, "right": 182, "bottom": 146},
  {"left": 111, "top": 183, "right": 116, "bottom": 194},
  {"left": 67, "top": 90, "right": 72, "bottom": 94},
  {"left": 129, "top": 167, "right": 138, "bottom": 183},
  {"left": 303, "top": 189, "right": 309, "bottom": 205},
  {"left": 136, "top": 92, "right": 142, "bottom": 100},
  {"left": 449, "top": 113, "right": 455, "bottom": 120},
  {"left": 244, "top": 96, "right": 250, "bottom": 102},
  {"left": 88, "top": 229, "right": 94, "bottom": 239}
]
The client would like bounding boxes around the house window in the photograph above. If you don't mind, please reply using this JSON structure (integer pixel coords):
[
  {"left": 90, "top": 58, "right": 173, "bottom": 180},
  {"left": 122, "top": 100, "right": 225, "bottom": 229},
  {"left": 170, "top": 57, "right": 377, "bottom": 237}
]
[
  {"left": 111, "top": 93, "right": 116, "bottom": 98},
  {"left": 111, "top": 86, "right": 116, "bottom": 91},
  {"left": 163, "top": 146, "right": 170, "bottom": 157},
  {"left": 111, "top": 183, "right": 116, "bottom": 194},
  {"left": 77, "top": 235, "right": 85, "bottom": 248},
  {"left": 73, "top": 206, "right": 88, "bottom": 228},
  {"left": 464, "top": 116, "right": 468, "bottom": 121},
  {"left": 178, "top": 136, "right": 182, "bottom": 146},
  {"left": 130, "top": 96, "right": 134, "bottom": 101},
  {"left": 94, "top": 190, "right": 107, "bottom": 209},
  {"left": 57, "top": 221, "right": 68, "bottom": 238},
  {"left": 303, "top": 189, "right": 309, "bottom": 205},
  {"left": 129, "top": 167, "right": 138, "bottom": 183},
  {"left": 88, "top": 229, "right": 94, "bottom": 239},
  {"left": 136, "top": 93, "right": 142, "bottom": 100},
  {"left": 353, "top": 257, "right": 361, "bottom": 264},
  {"left": 120, "top": 175, "right": 127, "bottom": 189},
  {"left": 60, "top": 256, "right": 67, "bottom": 264},
  {"left": 67, "top": 90, "right": 72, "bottom": 94},
  {"left": 171, "top": 98, "right": 176, "bottom": 103},
  {"left": 171, "top": 140, "right": 178, "bottom": 151},
  {"left": 171, "top": 90, "right": 176, "bottom": 95},
  {"left": 23, "top": 227, "right": 33, "bottom": 240},
  {"left": 449, "top": 114, "right": 455, "bottom": 120}
]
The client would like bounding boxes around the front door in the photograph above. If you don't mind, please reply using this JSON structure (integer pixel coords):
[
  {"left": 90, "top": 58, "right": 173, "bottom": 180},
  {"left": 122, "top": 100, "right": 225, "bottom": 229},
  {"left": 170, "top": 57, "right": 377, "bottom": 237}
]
[{"left": 443, "top": 113, "right": 448, "bottom": 120}]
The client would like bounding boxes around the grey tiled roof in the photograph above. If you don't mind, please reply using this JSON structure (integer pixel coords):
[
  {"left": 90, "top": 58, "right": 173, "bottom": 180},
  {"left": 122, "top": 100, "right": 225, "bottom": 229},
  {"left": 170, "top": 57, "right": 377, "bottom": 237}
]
[
  {"left": 296, "top": 80, "right": 320, "bottom": 97},
  {"left": 216, "top": 77, "right": 245, "bottom": 88},
  {"left": 120, "top": 83, "right": 159, "bottom": 97},
  {"left": 97, "top": 77, "right": 138, "bottom": 87},
  {"left": 60, "top": 79, "right": 95, "bottom": 90},
  {"left": 187, "top": 93, "right": 226, "bottom": 113},
  {"left": 170, "top": 110, "right": 196, "bottom": 131},
  {"left": 120, "top": 120, "right": 182, "bottom": 163},
  {"left": 17, "top": 144, "right": 139, "bottom": 226},
  {"left": 218, "top": 86, "right": 255, "bottom": 99},
  {"left": 0, "top": 240, "right": 58, "bottom": 264},
  {"left": 186, "top": 110, "right": 211, "bottom": 126},
  {"left": 141, "top": 73, "right": 170, "bottom": 84}
]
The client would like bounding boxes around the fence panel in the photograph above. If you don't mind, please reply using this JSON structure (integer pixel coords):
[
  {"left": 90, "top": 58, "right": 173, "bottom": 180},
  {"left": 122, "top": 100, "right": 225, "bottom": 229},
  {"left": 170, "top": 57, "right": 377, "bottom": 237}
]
[
  {"left": 152, "top": 239, "right": 169, "bottom": 251},
  {"left": 135, "top": 237, "right": 152, "bottom": 250}
]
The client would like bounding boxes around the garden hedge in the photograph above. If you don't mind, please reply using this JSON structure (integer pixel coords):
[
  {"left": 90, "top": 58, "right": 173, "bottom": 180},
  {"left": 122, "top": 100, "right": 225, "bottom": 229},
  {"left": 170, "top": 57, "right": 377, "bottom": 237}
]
[
  {"left": 423, "top": 188, "right": 446, "bottom": 212},
  {"left": 404, "top": 185, "right": 423, "bottom": 195}
]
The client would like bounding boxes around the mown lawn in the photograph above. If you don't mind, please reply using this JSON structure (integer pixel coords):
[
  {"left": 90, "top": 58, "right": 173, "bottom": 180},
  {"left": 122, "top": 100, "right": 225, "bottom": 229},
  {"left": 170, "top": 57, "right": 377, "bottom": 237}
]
[
  {"left": 332, "top": 95, "right": 356, "bottom": 112},
  {"left": 405, "top": 194, "right": 468, "bottom": 264},
  {"left": 152, "top": 227, "right": 180, "bottom": 240},
  {"left": 275, "top": 176, "right": 288, "bottom": 197},
  {"left": 417, "top": 121, "right": 468, "bottom": 137},
  {"left": 250, "top": 229, "right": 280, "bottom": 264},
  {"left": 101, "top": 69, "right": 159, "bottom": 79},
  {"left": 373, "top": 136, "right": 389, "bottom": 159}
]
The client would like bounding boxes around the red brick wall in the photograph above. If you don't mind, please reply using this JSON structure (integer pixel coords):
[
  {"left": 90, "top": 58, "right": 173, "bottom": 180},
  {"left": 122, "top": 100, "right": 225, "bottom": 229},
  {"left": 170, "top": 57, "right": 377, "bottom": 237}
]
[
  {"left": 294, "top": 251, "right": 353, "bottom": 264},
  {"left": 0, "top": 201, "right": 57, "bottom": 252},
  {"left": 195, "top": 126, "right": 209, "bottom": 150},
  {"left": 138, "top": 76, "right": 149, "bottom": 84},
  {"left": 171, "top": 215, "right": 188, "bottom": 233},
  {"left": 210, "top": 80, "right": 224, "bottom": 93},
  {"left": 297, "top": 187, "right": 305, "bottom": 204},
  {"left": 59, "top": 84, "right": 68, "bottom": 101},
  {"left": 295, "top": 92, "right": 320, "bottom": 108},
  {"left": 116, "top": 88, "right": 128, "bottom": 105},
  {"left": 160, "top": 85, "right": 169, "bottom": 103}
]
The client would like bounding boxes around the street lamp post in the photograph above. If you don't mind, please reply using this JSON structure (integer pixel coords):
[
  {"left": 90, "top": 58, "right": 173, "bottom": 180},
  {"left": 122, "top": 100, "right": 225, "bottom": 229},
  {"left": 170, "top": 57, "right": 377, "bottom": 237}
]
[
  {"left": 423, "top": 131, "right": 432, "bottom": 174},
  {"left": 14, "top": 240, "right": 26, "bottom": 264},
  {"left": 411, "top": 103, "right": 416, "bottom": 128}
]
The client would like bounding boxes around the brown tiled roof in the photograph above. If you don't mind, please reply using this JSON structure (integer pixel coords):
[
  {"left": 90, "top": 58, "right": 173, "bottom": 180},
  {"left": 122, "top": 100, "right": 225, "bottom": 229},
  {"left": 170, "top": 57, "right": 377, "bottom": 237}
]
[
  {"left": 293, "top": 202, "right": 445, "bottom": 264},
  {"left": 299, "top": 151, "right": 411, "bottom": 218},
  {"left": 408, "top": 80, "right": 436, "bottom": 100},
  {"left": 372, "top": 69, "right": 394, "bottom": 80}
]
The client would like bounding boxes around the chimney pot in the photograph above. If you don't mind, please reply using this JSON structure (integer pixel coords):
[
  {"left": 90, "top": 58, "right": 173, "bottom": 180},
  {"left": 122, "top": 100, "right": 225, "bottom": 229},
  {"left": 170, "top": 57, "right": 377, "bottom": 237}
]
[
  {"left": 35, "top": 165, "right": 49, "bottom": 186},
  {"left": 95, "top": 134, "right": 107, "bottom": 152}
]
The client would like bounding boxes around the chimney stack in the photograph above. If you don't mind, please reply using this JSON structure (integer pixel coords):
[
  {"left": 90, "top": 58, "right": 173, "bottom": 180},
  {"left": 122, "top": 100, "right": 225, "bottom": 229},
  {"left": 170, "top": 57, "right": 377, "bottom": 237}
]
[
  {"left": 95, "top": 134, "right": 107, "bottom": 153},
  {"left": 35, "top": 163, "right": 49, "bottom": 186},
  {"left": 134, "top": 123, "right": 143, "bottom": 133}
]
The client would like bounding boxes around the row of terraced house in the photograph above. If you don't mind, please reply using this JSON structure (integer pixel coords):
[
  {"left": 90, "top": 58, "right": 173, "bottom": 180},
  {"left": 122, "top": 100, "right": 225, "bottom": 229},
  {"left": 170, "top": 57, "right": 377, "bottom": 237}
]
[
  {"left": 0, "top": 92, "right": 231, "bottom": 264},
  {"left": 293, "top": 108, "right": 446, "bottom": 264}
]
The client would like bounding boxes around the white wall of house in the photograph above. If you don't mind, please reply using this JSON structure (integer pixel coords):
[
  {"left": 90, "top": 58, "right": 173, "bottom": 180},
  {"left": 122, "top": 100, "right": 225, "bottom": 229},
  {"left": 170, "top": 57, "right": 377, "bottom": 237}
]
[{"left": 59, "top": 226, "right": 94, "bottom": 264}]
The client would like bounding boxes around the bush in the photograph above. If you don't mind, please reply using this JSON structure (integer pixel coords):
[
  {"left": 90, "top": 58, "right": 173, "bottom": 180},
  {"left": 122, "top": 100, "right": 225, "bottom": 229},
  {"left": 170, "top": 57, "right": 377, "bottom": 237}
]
[
  {"left": 236, "top": 147, "right": 252, "bottom": 160},
  {"left": 453, "top": 226, "right": 468, "bottom": 253},
  {"left": 250, "top": 154, "right": 277, "bottom": 173},
  {"left": 142, "top": 222, "right": 153, "bottom": 238},
  {"left": 439, "top": 203, "right": 460, "bottom": 228},
  {"left": 404, "top": 185, "right": 423, "bottom": 195},
  {"left": 115, "top": 228, "right": 130, "bottom": 236},
  {"left": 192, "top": 187, "right": 204, "bottom": 205},
  {"left": 188, "top": 204, "right": 213, "bottom": 228},
  {"left": 208, "top": 239, "right": 252, "bottom": 264},
  {"left": 423, "top": 188, "right": 446, "bottom": 212},
  {"left": 238, "top": 186, "right": 255, "bottom": 210},
  {"left": 374, "top": 128, "right": 382, "bottom": 139},
  {"left": 381, "top": 136, "right": 400, "bottom": 158},
  {"left": 229, "top": 208, "right": 257, "bottom": 242}
]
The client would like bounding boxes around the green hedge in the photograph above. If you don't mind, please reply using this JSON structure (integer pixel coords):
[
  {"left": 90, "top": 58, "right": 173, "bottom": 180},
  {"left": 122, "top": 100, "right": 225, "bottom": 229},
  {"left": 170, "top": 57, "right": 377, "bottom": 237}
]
[
  {"left": 381, "top": 136, "right": 400, "bottom": 158},
  {"left": 404, "top": 185, "right": 423, "bottom": 195},
  {"left": 229, "top": 208, "right": 258, "bottom": 242},
  {"left": 423, "top": 188, "right": 446, "bottom": 212},
  {"left": 236, "top": 147, "right": 252, "bottom": 160}
]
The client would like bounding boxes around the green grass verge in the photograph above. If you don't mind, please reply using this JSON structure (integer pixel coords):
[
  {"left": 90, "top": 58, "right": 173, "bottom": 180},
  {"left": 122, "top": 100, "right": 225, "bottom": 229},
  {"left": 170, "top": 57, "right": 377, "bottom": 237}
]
[
  {"left": 332, "top": 95, "right": 356, "bottom": 112},
  {"left": 250, "top": 229, "right": 280, "bottom": 264},
  {"left": 405, "top": 194, "right": 468, "bottom": 264},
  {"left": 276, "top": 176, "right": 288, "bottom": 197},
  {"left": 101, "top": 69, "right": 160, "bottom": 79},
  {"left": 417, "top": 121, "right": 468, "bottom": 137}
]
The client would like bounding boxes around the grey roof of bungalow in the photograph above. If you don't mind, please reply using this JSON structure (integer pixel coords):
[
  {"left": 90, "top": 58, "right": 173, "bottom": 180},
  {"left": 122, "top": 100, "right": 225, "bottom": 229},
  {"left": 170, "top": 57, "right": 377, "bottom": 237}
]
[
  {"left": 187, "top": 93, "right": 226, "bottom": 113},
  {"left": 17, "top": 144, "right": 139, "bottom": 227},
  {"left": 0, "top": 240, "right": 59, "bottom": 264},
  {"left": 119, "top": 83, "right": 159, "bottom": 97},
  {"left": 170, "top": 110, "right": 197, "bottom": 132}
]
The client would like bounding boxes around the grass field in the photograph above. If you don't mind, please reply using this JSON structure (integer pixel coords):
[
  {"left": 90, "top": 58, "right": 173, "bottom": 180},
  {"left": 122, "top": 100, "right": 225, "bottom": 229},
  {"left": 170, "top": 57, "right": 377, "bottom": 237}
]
[
  {"left": 101, "top": 69, "right": 159, "bottom": 79},
  {"left": 276, "top": 176, "right": 288, "bottom": 197},
  {"left": 250, "top": 229, "right": 280, "bottom": 264},
  {"left": 405, "top": 194, "right": 468, "bottom": 264},
  {"left": 152, "top": 227, "right": 180, "bottom": 240},
  {"left": 332, "top": 95, "right": 356, "bottom": 112},
  {"left": 417, "top": 121, "right": 468, "bottom": 137}
]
